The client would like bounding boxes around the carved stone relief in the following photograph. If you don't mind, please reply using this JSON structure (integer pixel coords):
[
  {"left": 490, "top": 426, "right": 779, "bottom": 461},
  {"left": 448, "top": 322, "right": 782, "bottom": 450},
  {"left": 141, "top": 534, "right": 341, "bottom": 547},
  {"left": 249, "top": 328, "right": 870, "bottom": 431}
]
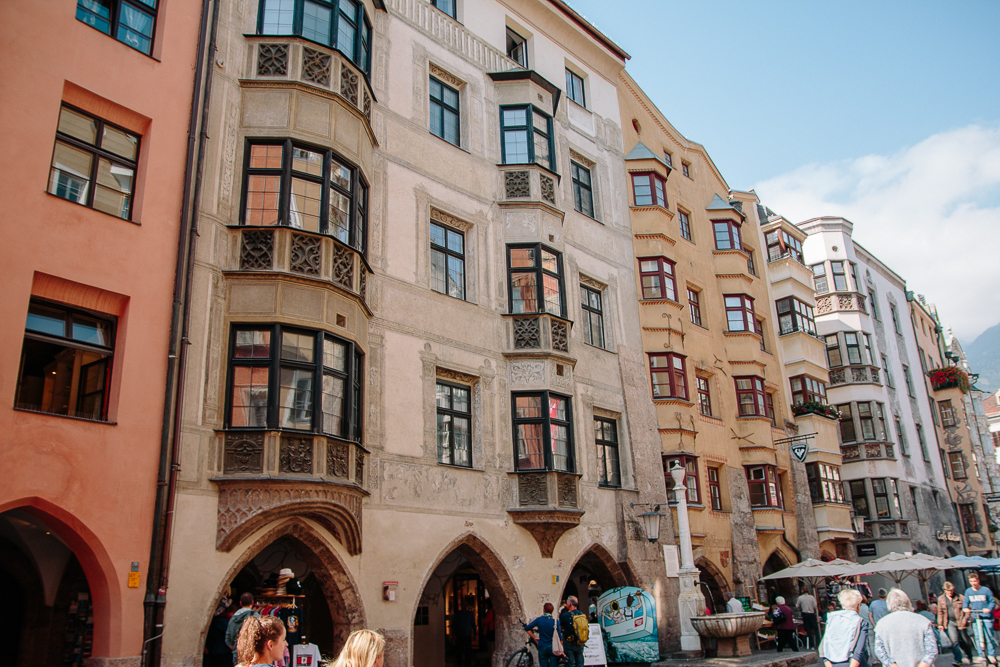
[
  {"left": 513, "top": 318, "right": 540, "bottom": 349},
  {"left": 327, "top": 440, "right": 349, "bottom": 478},
  {"left": 257, "top": 44, "right": 288, "bottom": 77},
  {"left": 518, "top": 474, "right": 548, "bottom": 506},
  {"left": 551, "top": 320, "right": 568, "bottom": 352},
  {"left": 355, "top": 452, "right": 365, "bottom": 487},
  {"left": 505, "top": 171, "right": 530, "bottom": 198},
  {"left": 240, "top": 230, "right": 274, "bottom": 270},
  {"left": 280, "top": 437, "right": 314, "bottom": 474},
  {"left": 510, "top": 361, "right": 544, "bottom": 385},
  {"left": 540, "top": 174, "right": 555, "bottom": 205},
  {"left": 290, "top": 233, "right": 322, "bottom": 276},
  {"left": 340, "top": 63, "right": 359, "bottom": 106},
  {"left": 557, "top": 475, "right": 577, "bottom": 508},
  {"left": 429, "top": 62, "right": 464, "bottom": 88},
  {"left": 332, "top": 244, "right": 355, "bottom": 289},
  {"left": 224, "top": 432, "right": 265, "bottom": 474},
  {"left": 302, "top": 47, "right": 331, "bottom": 86}
]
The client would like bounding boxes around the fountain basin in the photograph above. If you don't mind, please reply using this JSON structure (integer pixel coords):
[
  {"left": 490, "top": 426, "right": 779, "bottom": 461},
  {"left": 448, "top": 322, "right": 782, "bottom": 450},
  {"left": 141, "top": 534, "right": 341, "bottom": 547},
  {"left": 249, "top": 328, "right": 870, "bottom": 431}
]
[{"left": 691, "top": 612, "right": 766, "bottom": 656}]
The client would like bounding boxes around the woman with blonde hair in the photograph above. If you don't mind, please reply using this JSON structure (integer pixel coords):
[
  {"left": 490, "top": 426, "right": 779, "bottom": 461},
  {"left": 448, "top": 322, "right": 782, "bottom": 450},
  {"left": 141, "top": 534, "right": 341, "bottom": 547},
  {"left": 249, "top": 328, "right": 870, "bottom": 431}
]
[
  {"left": 236, "top": 615, "right": 287, "bottom": 666},
  {"left": 332, "top": 629, "right": 386, "bottom": 667}
]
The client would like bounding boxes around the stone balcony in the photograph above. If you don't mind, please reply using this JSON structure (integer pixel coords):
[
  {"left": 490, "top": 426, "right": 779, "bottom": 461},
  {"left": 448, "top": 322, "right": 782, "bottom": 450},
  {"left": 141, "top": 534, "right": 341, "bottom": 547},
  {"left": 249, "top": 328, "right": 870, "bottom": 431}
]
[
  {"left": 841, "top": 441, "right": 896, "bottom": 462},
  {"left": 815, "top": 291, "right": 868, "bottom": 316},
  {"left": 243, "top": 37, "right": 373, "bottom": 125},
  {"left": 829, "top": 365, "right": 881, "bottom": 387},
  {"left": 502, "top": 313, "right": 572, "bottom": 359},
  {"left": 230, "top": 227, "right": 368, "bottom": 305},
  {"left": 497, "top": 165, "right": 562, "bottom": 216},
  {"left": 211, "top": 430, "right": 368, "bottom": 555},
  {"left": 507, "top": 471, "right": 584, "bottom": 558}
]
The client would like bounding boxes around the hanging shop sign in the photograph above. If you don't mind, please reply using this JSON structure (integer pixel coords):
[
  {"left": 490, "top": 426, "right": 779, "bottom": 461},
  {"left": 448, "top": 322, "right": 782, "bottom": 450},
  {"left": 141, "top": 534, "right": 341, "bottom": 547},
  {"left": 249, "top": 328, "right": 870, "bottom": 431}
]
[{"left": 596, "top": 586, "right": 659, "bottom": 663}]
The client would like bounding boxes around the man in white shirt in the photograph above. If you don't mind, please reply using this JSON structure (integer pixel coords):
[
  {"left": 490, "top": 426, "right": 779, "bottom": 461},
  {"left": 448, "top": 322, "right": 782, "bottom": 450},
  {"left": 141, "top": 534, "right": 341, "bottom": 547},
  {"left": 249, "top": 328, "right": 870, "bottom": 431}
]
[
  {"left": 726, "top": 592, "right": 744, "bottom": 614},
  {"left": 797, "top": 588, "right": 820, "bottom": 649}
]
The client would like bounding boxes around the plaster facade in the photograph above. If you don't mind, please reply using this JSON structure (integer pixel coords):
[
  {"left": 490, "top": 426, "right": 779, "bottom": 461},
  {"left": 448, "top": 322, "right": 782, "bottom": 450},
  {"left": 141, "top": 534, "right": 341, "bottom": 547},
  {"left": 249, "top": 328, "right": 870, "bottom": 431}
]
[
  {"left": 799, "top": 218, "right": 957, "bottom": 594},
  {"left": 158, "top": 1, "right": 677, "bottom": 665},
  {"left": 616, "top": 73, "right": 813, "bottom": 613},
  {"left": 0, "top": 0, "right": 201, "bottom": 664}
]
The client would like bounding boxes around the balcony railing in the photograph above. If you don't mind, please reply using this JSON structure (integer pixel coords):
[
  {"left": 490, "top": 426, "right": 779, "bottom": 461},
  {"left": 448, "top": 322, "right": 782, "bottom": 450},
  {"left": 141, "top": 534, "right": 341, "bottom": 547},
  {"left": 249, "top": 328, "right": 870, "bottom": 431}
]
[
  {"left": 233, "top": 227, "right": 367, "bottom": 301},
  {"left": 841, "top": 441, "right": 895, "bottom": 462},
  {"left": 815, "top": 292, "right": 867, "bottom": 316},
  {"left": 221, "top": 430, "right": 367, "bottom": 486},
  {"left": 244, "top": 38, "right": 372, "bottom": 123},
  {"left": 829, "top": 365, "right": 881, "bottom": 387}
]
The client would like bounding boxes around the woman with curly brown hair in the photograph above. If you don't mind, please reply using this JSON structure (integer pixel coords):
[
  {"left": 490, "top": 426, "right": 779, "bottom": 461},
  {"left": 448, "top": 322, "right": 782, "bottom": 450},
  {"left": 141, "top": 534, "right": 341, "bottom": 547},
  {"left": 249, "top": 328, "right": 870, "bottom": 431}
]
[{"left": 236, "top": 615, "right": 287, "bottom": 666}]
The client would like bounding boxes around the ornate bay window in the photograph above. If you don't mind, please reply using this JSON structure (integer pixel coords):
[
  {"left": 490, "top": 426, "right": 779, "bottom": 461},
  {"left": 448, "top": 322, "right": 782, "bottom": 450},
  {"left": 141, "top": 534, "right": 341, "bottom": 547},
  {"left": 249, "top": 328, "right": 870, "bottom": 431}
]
[
  {"left": 226, "top": 324, "right": 363, "bottom": 441},
  {"left": 648, "top": 352, "right": 688, "bottom": 400},
  {"left": 257, "top": 0, "right": 373, "bottom": 74},
  {"left": 790, "top": 375, "right": 826, "bottom": 405},
  {"left": 746, "top": 465, "right": 782, "bottom": 508},
  {"left": 630, "top": 172, "right": 666, "bottom": 208},
  {"left": 713, "top": 220, "right": 742, "bottom": 251},
  {"left": 765, "top": 229, "right": 803, "bottom": 263},
  {"left": 241, "top": 139, "right": 368, "bottom": 256},
  {"left": 512, "top": 392, "right": 574, "bottom": 472},
  {"left": 500, "top": 105, "right": 554, "bottom": 171},
  {"left": 507, "top": 244, "right": 565, "bottom": 317},
  {"left": 735, "top": 376, "right": 767, "bottom": 417},
  {"left": 805, "top": 463, "right": 844, "bottom": 503}
]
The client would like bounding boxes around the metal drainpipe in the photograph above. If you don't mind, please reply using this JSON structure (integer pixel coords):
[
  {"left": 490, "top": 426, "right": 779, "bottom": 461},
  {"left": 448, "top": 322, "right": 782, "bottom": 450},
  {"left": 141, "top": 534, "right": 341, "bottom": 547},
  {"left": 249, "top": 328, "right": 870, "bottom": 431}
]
[{"left": 141, "top": 0, "right": 218, "bottom": 663}]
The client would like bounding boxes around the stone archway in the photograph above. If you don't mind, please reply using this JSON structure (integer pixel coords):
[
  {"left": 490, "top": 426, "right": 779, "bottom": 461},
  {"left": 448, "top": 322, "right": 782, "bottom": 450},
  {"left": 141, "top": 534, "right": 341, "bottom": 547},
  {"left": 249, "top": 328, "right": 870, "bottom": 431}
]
[
  {"left": 762, "top": 550, "right": 795, "bottom": 605},
  {"left": 411, "top": 533, "right": 524, "bottom": 667},
  {"left": 560, "top": 543, "right": 630, "bottom": 612},
  {"left": 695, "top": 557, "right": 729, "bottom": 613},
  {"left": 199, "top": 517, "right": 365, "bottom": 657}
]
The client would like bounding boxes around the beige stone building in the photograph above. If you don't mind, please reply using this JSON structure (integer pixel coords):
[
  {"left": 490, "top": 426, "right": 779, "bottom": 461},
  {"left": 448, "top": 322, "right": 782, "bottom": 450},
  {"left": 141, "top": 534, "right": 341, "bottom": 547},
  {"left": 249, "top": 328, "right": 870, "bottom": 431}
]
[
  {"left": 157, "top": 1, "right": 679, "bottom": 665},
  {"left": 616, "top": 73, "right": 822, "bottom": 611}
]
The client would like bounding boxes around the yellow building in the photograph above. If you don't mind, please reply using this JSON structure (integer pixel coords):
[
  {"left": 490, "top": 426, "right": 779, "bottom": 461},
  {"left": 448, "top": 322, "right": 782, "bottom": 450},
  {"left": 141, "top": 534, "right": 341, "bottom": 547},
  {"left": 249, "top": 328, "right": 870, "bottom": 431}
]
[{"left": 617, "top": 72, "right": 826, "bottom": 608}]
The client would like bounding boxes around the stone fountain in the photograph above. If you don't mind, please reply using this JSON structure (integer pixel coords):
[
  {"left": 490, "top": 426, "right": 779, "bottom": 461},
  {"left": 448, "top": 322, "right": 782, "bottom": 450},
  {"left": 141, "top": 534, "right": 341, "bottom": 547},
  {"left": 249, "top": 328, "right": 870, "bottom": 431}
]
[{"left": 690, "top": 612, "right": 766, "bottom": 657}]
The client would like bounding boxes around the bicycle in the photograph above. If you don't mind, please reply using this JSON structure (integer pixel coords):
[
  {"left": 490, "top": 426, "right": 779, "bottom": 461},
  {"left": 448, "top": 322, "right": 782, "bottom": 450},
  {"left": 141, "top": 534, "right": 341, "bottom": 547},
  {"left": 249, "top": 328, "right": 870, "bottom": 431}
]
[{"left": 505, "top": 619, "right": 570, "bottom": 667}]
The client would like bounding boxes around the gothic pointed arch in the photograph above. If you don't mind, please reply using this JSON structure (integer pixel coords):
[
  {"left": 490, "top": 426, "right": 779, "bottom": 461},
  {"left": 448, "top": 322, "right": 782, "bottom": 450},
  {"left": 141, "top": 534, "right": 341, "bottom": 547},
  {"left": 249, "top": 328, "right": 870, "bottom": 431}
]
[
  {"left": 562, "top": 542, "right": 630, "bottom": 598},
  {"left": 201, "top": 517, "right": 365, "bottom": 653}
]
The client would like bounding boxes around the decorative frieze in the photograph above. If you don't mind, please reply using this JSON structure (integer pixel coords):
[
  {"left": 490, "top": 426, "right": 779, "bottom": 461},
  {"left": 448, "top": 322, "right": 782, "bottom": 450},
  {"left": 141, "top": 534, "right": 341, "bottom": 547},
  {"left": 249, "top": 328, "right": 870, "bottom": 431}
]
[
  {"left": 540, "top": 174, "right": 555, "bottom": 205},
  {"left": 513, "top": 318, "right": 541, "bottom": 349},
  {"left": 257, "top": 43, "right": 288, "bottom": 76},
  {"left": 505, "top": 171, "right": 530, "bottom": 198},
  {"left": 290, "top": 233, "right": 322, "bottom": 276},
  {"left": 340, "top": 63, "right": 359, "bottom": 105},
  {"left": 302, "top": 47, "right": 331, "bottom": 86},
  {"left": 551, "top": 320, "right": 568, "bottom": 352},
  {"left": 355, "top": 452, "right": 365, "bottom": 488},
  {"left": 332, "top": 243, "right": 355, "bottom": 289},
  {"left": 429, "top": 62, "right": 464, "bottom": 88},
  {"left": 224, "top": 432, "right": 265, "bottom": 474},
  {"left": 240, "top": 230, "right": 274, "bottom": 270}
]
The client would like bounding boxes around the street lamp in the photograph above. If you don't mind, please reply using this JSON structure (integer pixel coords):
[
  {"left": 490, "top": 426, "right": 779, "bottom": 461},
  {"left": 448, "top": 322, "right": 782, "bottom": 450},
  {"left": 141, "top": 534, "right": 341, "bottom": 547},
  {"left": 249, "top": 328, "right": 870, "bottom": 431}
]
[
  {"left": 852, "top": 513, "right": 865, "bottom": 535},
  {"left": 630, "top": 502, "right": 664, "bottom": 543}
]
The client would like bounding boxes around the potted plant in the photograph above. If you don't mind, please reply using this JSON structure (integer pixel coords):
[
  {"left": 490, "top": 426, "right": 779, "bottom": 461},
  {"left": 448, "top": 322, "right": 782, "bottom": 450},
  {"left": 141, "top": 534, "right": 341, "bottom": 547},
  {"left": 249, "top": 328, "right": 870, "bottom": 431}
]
[
  {"left": 928, "top": 366, "right": 971, "bottom": 393},
  {"left": 792, "top": 401, "right": 841, "bottom": 420}
]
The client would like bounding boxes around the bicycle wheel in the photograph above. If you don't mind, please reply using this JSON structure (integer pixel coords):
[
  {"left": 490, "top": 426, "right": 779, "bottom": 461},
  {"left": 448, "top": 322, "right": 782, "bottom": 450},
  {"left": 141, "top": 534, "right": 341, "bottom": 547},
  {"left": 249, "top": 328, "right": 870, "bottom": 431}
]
[{"left": 505, "top": 648, "right": 534, "bottom": 667}]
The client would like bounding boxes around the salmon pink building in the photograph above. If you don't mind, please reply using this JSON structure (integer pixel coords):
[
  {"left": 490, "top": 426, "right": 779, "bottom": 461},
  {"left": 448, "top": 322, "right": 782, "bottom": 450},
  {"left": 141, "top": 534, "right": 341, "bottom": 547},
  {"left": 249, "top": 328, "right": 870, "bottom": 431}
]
[{"left": 0, "top": 0, "right": 202, "bottom": 664}]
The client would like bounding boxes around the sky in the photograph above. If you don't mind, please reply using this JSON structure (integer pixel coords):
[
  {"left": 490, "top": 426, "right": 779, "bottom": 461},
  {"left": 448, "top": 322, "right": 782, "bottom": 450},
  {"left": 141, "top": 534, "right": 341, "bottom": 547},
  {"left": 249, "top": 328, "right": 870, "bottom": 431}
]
[{"left": 564, "top": 0, "right": 1000, "bottom": 343}]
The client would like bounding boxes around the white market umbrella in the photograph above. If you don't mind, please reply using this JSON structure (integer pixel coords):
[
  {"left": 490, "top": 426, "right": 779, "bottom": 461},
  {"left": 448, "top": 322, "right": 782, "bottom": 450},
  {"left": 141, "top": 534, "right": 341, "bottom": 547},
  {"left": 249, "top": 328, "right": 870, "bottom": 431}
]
[
  {"left": 760, "top": 558, "right": 857, "bottom": 604},
  {"left": 847, "top": 552, "right": 959, "bottom": 600}
]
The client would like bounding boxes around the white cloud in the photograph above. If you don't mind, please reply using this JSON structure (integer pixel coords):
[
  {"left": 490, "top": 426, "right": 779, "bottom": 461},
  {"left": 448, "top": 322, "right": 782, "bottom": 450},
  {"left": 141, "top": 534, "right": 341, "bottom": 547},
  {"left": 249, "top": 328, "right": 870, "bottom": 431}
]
[{"left": 753, "top": 125, "right": 1000, "bottom": 344}]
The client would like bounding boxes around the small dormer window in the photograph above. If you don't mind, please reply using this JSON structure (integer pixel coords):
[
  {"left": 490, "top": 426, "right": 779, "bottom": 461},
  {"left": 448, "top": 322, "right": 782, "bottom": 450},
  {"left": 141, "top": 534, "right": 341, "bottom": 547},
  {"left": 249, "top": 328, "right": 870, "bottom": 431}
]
[{"left": 506, "top": 27, "right": 527, "bottom": 67}]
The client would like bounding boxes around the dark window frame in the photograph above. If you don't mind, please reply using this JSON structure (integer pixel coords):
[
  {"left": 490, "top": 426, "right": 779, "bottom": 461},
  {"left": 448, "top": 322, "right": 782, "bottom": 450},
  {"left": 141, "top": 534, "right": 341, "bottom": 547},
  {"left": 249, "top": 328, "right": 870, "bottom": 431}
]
[
  {"left": 638, "top": 256, "right": 677, "bottom": 301},
  {"left": 649, "top": 352, "right": 688, "bottom": 400},
  {"left": 845, "top": 333, "right": 862, "bottom": 365},
  {"left": 890, "top": 303, "right": 902, "bottom": 334},
  {"left": 499, "top": 104, "right": 554, "bottom": 171},
  {"left": 15, "top": 298, "right": 117, "bottom": 422},
  {"left": 790, "top": 374, "right": 826, "bottom": 406},
  {"left": 949, "top": 451, "right": 967, "bottom": 480},
  {"left": 687, "top": 288, "right": 702, "bottom": 326},
  {"left": 571, "top": 161, "right": 594, "bottom": 218},
  {"left": 806, "top": 462, "right": 844, "bottom": 504},
  {"left": 48, "top": 104, "right": 141, "bottom": 221},
  {"left": 839, "top": 403, "right": 856, "bottom": 442},
  {"left": 707, "top": 466, "right": 722, "bottom": 510},
  {"left": 430, "top": 222, "right": 466, "bottom": 300},
  {"left": 776, "top": 296, "right": 816, "bottom": 335},
  {"left": 869, "top": 289, "right": 880, "bottom": 319},
  {"left": 825, "top": 334, "right": 843, "bottom": 367},
  {"left": 506, "top": 243, "right": 565, "bottom": 317},
  {"left": 665, "top": 455, "right": 700, "bottom": 504},
  {"left": 224, "top": 323, "right": 363, "bottom": 441},
  {"left": 594, "top": 416, "right": 620, "bottom": 488},
  {"left": 257, "top": 0, "right": 373, "bottom": 74},
  {"left": 240, "top": 138, "right": 368, "bottom": 256},
  {"left": 429, "top": 76, "right": 461, "bottom": 147},
  {"left": 858, "top": 402, "right": 876, "bottom": 440},
  {"left": 713, "top": 220, "right": 743, "bottom": 251},
  {"left": 724, "top": 293, "right": 755, "bottom": 332},
  {"left": 831, "top": 260, "right": 849, "bottom": 291},
  {"left": 76, "top": 0, "right": 159, "bottom": 55},
  {"left": 872, "top": 478, "right": 891, "bottom": 519},
  {"left": 678, "top": 208, "right": 692, "bottom": 241},
  {"left": 565, "top": 68, "right": 586, "bottom": 107},
  {"left": 696, "top": 376, "right": 712, "bottom": 416},
  {"left": 850, "top": 479, "right": 870, "bottom": 518},
  {"left": 939, "top": 400, "right": 957, "bottom": 428},
  {"left": 681, "top": 161, "right": 691, "bottom": 178},
  {"left": 431, "top": 0, "right": 456, "bottom": 18},
  {"left": 630, "top": 171, "right": 667, "bottom": 208},
  {"left": 436, "top": 379, "right": 472, "bottom": 467},
  {"left": 505, "top": 26, "right": 528, "bottom": 67},
  {"left": 812, "top": 263, "right": 828, "bottom": 293},
  {"left": 512, "top": 390, "right": 574, "bottom": 472},
  {"left": 735, "top": 375, "right": 768, "bottom": 417},
  {"left": 765, "top": 229, "right": 803, "bottom": 264},
  {"left": 746, "top": 464, "right": 782, "bottom": 508},
  {"left": 960, "top": 503, "right": 979, "bottom": 533},
  {"left": 580, "top": 284, "right": 604, "bottom": 349}
]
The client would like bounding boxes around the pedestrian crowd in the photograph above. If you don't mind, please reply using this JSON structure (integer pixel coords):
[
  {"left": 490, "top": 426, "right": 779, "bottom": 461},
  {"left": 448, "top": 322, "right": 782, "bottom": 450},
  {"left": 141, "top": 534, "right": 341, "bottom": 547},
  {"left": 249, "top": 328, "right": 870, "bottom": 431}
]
[{"left": 816, "top": 572, "right": 1000, "bottom": 667}]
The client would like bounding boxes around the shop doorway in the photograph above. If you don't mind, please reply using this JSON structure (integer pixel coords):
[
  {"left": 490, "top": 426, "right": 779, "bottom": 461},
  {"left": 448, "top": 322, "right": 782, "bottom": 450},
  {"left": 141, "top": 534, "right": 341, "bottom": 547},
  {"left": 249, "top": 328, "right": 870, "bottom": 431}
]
[
  {"left": 203, "top": 519, "right": 365, "bottom": 666},
  {"left": 0, "top": 509, "right": 95, "bottom": 667},
  {"left": 561, "top": 545, "right": 629, "bottom": 621},
  {"left": 413, "top": 535, "right": 523, "bottom": 667}
]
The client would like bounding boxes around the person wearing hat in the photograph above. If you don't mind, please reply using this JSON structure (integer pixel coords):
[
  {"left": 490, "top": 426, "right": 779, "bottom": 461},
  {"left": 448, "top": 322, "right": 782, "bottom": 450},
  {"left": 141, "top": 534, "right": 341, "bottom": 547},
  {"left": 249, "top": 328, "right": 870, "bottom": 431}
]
[{"left": 226, "top": 592, "right": 260, "bottom": 665}]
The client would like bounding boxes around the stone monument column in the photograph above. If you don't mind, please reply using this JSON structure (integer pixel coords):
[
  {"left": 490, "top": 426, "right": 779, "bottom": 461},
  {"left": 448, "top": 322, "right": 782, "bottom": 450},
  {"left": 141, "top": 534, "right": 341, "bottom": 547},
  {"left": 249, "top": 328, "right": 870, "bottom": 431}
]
[{"left": 670, "top": 462, "right": 705, "bottom": 655}]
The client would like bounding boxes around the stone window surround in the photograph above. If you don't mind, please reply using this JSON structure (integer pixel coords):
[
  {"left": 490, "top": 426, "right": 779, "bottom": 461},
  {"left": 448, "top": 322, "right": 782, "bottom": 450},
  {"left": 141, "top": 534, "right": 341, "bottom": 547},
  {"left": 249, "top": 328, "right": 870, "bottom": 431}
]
[
  {"left": 567, "top": 148, "right": 601, "bottom": 222},
  {"left": 427, "top": 62, "right": 468, "bottom": 150},
  {"left": 414, "top": 202, "right": 478, "bottom": 305}
]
